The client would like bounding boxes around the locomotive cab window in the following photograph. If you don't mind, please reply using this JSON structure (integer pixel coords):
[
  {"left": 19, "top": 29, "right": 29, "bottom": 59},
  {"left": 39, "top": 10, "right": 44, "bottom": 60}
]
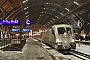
[
  {"left": 66, "top": 27, "right": 72, "bottom": 35},
  {"left": 58, "top": 27, "right": 65, "bottom": 34}
]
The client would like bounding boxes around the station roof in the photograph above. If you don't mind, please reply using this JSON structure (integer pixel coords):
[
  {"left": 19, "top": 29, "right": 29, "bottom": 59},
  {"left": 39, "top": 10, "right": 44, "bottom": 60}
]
[{"left": 0, "top": 0, "right": 90, "bottom": 29}]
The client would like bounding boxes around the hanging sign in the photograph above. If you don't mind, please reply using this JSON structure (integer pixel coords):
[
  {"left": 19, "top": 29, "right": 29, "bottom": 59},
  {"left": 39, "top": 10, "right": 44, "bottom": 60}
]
[
  {"left": 25, "top": 20, "right": 30, "bottom": 26},
  {"left": 0, "top": 20, "right": 20, "bottom": 25}
]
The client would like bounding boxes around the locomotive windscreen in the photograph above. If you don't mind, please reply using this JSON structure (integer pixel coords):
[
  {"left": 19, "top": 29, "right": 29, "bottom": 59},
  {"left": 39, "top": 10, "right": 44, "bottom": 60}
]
[
  {"left": 66, "top": 27, "right": 72, "bottom": 35},
  {"left": 58, "top": 27, "right": 72, "bottom": 35},
  {"left": 58, "top": 27, "right": 65, "bottom": 34}
]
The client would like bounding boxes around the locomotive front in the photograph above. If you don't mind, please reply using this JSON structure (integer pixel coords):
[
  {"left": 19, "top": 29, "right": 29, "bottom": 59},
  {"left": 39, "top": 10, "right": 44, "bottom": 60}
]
[{"left": 54, "top": 25, "right": 76, "bottom": 51}]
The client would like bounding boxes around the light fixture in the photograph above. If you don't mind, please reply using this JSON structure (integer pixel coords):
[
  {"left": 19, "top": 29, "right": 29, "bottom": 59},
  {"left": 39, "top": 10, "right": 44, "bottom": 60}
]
[
  {"left": 50, "top": 20, "right": 52, "bottom": 22},
  {"left": 44, "top": 8, "right": 46, "bottom": 9},
  {"left": 25, "top": 13, "right": 27, "bottom": 14},
  {"left": 88, "top": 23, "right": 90, "bottom": 25},
  {"left": 26, "top": 16, "right": 28, "bottom": 17},
  {"left": 46, "top": 3, "right": 49, "bottom": 4},
  {"left": 39, "top": 17, "right": 40, "bottom": 18},
  {"left": 26, "top": 18, "right": 29, "bottom": 20},
  {"left": 43, "top": 25, "right": 45, "bottom": 26},
  {"left": 26, "top": 0, "right": 28, "bottom": 1},
  {"left": 24, "top": 8, "right": 27, "bottom": 10},
  {"left": 22, "top": 0, "right": 28, "bottom": 3},
  {"left": 55, "top": 16, "right": 59, "bottom": 18},
  {"left": 24, "top": 7, "right": 29, "bottom": 10},
  {"left": 74, "top": 1, "right": 79, "bottom": 5},
  {"left": 27, "top": 7, "right": 28, "bottom": 9},
  {"left": 22, "top": 1, "right": 25, "bottom": 3},
  {"left": 25, "top": 12, "right": 29, "bottom": 14},
  {"left": 60, "top": 13, "right": 63, "bottom": 15},
  {"left": 40, "top": 15, "right": 42, "bottom": 16},
  {"left": 65, "top": 8, "right": 69, "bottom": 11},
  {"left": 52, "top": 18, "right": 55, "bottom": 20},
  {"left": 26, "top": 15, "right": 29, "bottom": 17},
  {"left": 48, "top": 22, "right": 50, "bottom": 23}
]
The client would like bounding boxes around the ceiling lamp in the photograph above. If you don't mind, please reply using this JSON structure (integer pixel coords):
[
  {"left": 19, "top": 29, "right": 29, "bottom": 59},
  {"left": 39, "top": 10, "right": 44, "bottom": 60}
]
[
  {"left": 55, "top": 16, "right": 59, "bottom": 18},
  {"left": 26, "top": 15, "right": 29, "bottom": 17},
  {"left": 43, "top": 8, "right": 46, "bottom": 9},
  {"left": 52, "top": 18, "right": 55, "bottom": 20},
  {"left": 24, "top": 7, "right": 28, "bottom": 10},
  {"left": 22, "top": 0, "right": 28, "bottom": 3},
  {"left": 74, "top": 1, "right": 79, "bottom": 5},
  {"left": 65, "top": 8, "right": 69, "bottom": 11},
  {"left": 50, "top": 20, "right": 52, "bottom": 22},
  {"left": 40, "top": 15, "right": 42, "bottom": 16},
  {"left": 42, "top": 12, "right": 44, "bottom": 13},
  {"left": 25, "top": 12, "right": 29, "bottom": 14},
  {"left": 46, "top": 3, "right": 49, "bottom": 4},
  {"left": 22, "top": 1, "right": 25, "bottom": 3},
  {"left": 60, "top": 13, "right": 63, "bottom": 15}
]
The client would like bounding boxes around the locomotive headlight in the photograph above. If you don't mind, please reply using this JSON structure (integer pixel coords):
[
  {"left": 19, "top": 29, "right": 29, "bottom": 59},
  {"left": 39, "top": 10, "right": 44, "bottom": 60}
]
[
  {"left": 64, "top": 32, "right": 67, "bottom": 35},
  {"left": 71, "top": 39, "right": 75, "bottom": 42},
  {"left": 56, "top": 39, "right": 62, "bottom": 45},
  {"left": 56, "top": 39, "right": 62, "bottom": 42},
  {"left": 56, "top": 39, "right": 60, "bottom": 42}
]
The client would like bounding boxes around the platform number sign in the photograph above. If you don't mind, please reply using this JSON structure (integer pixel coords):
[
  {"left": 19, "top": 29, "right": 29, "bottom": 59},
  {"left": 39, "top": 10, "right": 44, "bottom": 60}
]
[{"left": 25, "top": 20, "right": 30, "bottom": 26}]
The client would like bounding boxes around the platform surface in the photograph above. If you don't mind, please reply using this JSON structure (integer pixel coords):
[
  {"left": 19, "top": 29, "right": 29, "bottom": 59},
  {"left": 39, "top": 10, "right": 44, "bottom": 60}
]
[{"left": 0, "top": 38, "right": 69, "bottom": 60}]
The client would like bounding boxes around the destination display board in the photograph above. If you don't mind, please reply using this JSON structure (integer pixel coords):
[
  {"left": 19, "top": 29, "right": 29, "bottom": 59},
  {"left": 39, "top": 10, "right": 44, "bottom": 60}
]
[{"left": 0, "top": 20, "right": 20, "bottom": 25}]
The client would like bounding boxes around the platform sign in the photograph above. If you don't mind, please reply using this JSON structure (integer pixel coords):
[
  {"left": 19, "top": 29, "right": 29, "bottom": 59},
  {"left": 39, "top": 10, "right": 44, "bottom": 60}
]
[
  {"left": 0, "top": 20, "right": 20, "bottom": 25},
  {"left": 25, "top": 20, "right": 30, "bottom": 26},
  {"left": 11, "top": 29, "right": 19, "bottom": 32},
  {"left": 22, "top": 29, "right": 30, "bottom": 32}
]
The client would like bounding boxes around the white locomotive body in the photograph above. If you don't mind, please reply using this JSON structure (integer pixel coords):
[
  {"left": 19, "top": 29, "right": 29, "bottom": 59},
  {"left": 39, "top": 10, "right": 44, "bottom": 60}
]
[{"left": 41, "top": 24, "right": 76, "bottom": 51}]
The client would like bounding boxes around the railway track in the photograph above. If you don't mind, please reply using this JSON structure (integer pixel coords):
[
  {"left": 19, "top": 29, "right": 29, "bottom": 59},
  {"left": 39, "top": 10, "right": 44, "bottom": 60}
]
[
  {"left": 36, "top": 38, "right": 90, "bottom": 60},
  {"left": 71, "top": 50, "right": 90, "bottom": 60}
]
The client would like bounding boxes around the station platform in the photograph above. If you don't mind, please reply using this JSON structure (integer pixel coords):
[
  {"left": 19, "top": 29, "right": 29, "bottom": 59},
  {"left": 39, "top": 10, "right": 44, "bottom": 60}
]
[{"left": 0, "top": 38, "right": 69, "bottom": 60}]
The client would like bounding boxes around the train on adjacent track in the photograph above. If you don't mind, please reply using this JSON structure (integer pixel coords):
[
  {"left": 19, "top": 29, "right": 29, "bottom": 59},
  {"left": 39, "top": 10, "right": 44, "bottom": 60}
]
[{"left": 41, "top": 24, "right": 76, "bottom": 51}]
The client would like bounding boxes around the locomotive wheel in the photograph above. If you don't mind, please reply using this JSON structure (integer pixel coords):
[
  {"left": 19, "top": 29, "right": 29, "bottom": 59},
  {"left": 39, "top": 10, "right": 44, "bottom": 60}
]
[
  {"left": 71, "top": 43, "right": 76, "bottom": 49},
  {"left": 73, "top": 43, "right": 76, "bottom": 49}
]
